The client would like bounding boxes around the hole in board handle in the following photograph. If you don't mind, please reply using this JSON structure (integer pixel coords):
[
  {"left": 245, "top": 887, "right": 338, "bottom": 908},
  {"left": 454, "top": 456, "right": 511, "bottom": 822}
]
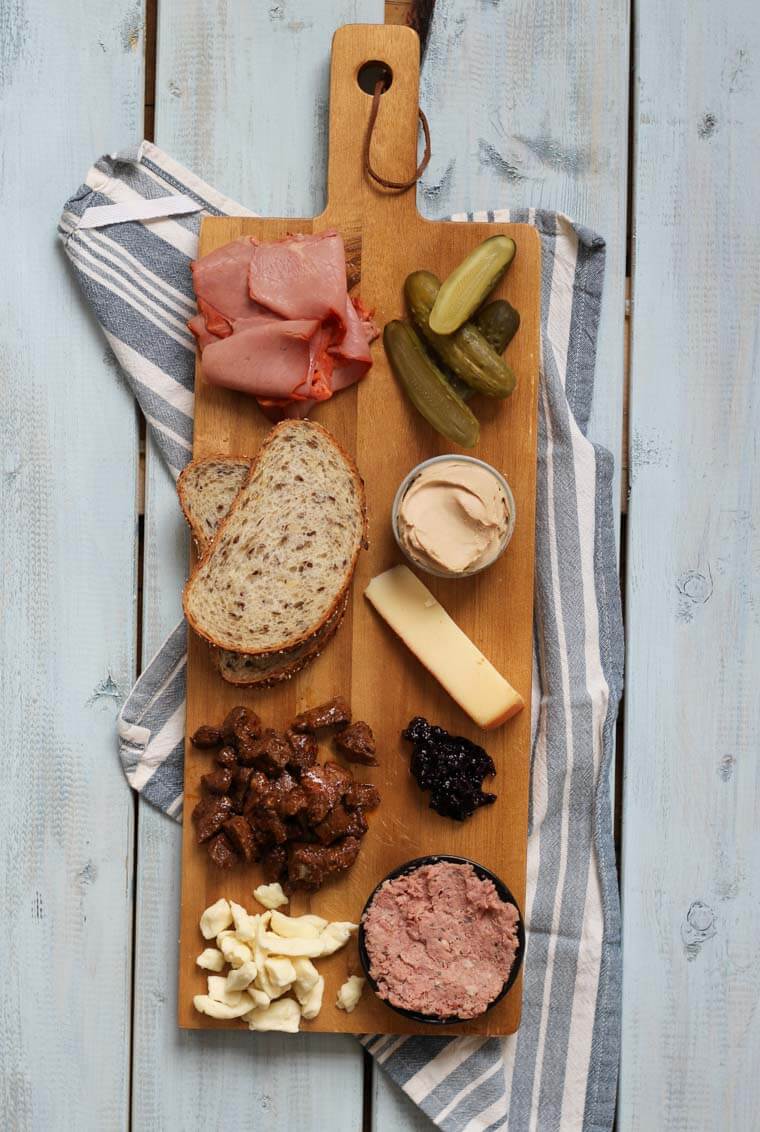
[{"left": 357, "top": 60, "right": 393, "bottom": 95}]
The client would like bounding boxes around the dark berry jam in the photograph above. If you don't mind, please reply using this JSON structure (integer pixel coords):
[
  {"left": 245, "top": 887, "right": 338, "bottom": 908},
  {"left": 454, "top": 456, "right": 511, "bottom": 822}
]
[{"left": 401, "top": 716, "right": 497, "bottom": 821}]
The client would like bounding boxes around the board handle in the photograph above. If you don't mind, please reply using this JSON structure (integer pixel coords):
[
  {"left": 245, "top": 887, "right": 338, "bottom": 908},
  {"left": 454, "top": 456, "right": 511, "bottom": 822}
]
[{"left": 322, "top": 24, "right": 422, "bottom": 221}]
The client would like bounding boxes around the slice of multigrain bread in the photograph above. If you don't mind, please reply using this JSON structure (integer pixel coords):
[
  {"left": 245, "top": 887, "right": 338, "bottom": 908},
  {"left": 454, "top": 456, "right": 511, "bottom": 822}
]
[
  {"left": 177, "top": 453, "right": 344, "bottom": 687},
  {"left": 177, "top": 455, "right": 252, "bottom": 551},
  {"left": 183, "top": 420, "right": 367, "bottom": 656},
  {"left": 214, "top": 595, "right": 348, "bottom": 685}
]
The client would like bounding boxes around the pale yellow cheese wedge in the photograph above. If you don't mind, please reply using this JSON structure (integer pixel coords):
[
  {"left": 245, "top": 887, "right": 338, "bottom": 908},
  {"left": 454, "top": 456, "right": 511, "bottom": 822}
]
[{"left": 364, "top": 565, "right": 524, "bottom": 730}]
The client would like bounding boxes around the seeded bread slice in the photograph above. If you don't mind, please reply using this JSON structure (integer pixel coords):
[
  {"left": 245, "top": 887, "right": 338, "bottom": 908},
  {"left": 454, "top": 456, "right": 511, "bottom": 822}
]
[
  {"left": 176, "top": 452, "right": 341, "bottom": 687},
  {"left": 183, "top": 420, "right": 367, "bottom": 656},
  {"left": 177, "top": 455, "right": 252, "bottom": 551},
  {"left": 215, "top": 594, "right": 348, "bottom": 685}
]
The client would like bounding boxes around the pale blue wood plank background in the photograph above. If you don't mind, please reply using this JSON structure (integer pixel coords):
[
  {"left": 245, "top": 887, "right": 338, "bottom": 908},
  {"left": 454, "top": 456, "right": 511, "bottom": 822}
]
[
  {"left": 620, "top": 1, "right": 760, "bottom": 1128},
  {"left": 20, "top": 0, "right": 760, "bottom": 1126},
  {"left": 0, "top": 1, "right": 144, "bottom": 1128},
  {"left": 131, "top": 3, "right": 386, "bottom": 1127},
  {"left": 374, "top": 1066, "right": 437, "bottom": 1131}
]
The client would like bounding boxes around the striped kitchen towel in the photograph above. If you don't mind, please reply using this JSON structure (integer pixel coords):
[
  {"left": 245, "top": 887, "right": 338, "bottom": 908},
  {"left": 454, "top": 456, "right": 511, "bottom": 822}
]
[{"left": 59, "top": 142, "right": 622, "bottom": 1132}]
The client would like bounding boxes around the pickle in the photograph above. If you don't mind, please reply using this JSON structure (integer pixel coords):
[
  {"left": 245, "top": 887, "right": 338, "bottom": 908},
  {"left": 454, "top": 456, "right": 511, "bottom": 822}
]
[
  {"left": 405, "top": 271, "right": 516, "bottom": 398},
  {"left": 474, "top": 299, "right": 520, "bottom": 354},
  {"left": 383, "top": 320, "right": 479, "bottom": 448},
  {"left": 429, "top": 235, "right": 516, "bottom": 334}
]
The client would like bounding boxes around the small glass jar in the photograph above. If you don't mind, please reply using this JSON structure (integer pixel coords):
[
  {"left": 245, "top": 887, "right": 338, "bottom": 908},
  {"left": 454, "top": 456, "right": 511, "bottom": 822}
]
[{"left": 391, "top": 454, "right": 516, "bottom": 579}]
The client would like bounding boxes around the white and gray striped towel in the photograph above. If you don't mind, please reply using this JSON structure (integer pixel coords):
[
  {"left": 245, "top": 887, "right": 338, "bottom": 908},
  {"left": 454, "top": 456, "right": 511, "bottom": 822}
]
[{"left": 59, "top": 140, "right": 622, "bottom": 1132}]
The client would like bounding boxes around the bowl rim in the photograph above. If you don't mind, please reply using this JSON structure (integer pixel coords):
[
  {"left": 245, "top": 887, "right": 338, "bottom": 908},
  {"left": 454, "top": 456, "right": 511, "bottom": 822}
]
[
  {"left": 391, "top": 455, "right": 517, "bottom": 579},
  {"left": 357, "top": 854, "right": 526, "bottom": 1026}
]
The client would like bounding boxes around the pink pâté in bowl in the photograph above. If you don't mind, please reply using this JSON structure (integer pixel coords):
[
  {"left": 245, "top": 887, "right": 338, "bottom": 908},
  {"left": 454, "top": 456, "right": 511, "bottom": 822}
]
[{"left": 358, "top": 855, "right": 524, "bottom": 1024}]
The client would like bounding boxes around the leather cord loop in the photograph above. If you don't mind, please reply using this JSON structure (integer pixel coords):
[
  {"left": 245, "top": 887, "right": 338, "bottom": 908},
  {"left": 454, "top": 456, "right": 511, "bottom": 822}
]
[{"left": 362, "top": 79, "right": 432, "bottom": 192}]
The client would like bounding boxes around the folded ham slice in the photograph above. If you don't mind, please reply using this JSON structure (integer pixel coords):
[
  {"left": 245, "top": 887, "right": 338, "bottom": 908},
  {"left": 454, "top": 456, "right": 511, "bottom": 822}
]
[
  {"left": 191, "top": 240, "right": 266, "bottom": 328},
  {"left": 201, "top": 319, "right": 334, "bottom": 401},
  {"left": 247, "top": 231, "right": 348, "bottom": 326},
  {"left": 188, "top": 229, "right": 376, "bottom": 416}
]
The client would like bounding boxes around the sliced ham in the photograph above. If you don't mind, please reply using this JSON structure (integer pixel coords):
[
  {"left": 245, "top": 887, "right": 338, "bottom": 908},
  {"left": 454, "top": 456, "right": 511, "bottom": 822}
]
[
  {"left": 330, "top": 296, "right": 373, "bottom": 365},
  {"left": 247, "top": 231, "right": 348, "bottom": 327},
  {"left": 188, "top": 229, "right": 375, "bottom": 416},
  {"left": 201, "top": 319, "right": 333, "bottom": 401},
  {"left": 187, "top": 313, "right": 217, "bottom": 351},
  {"left": 190, "top": 239, "right": 261, "bottom": 327}
]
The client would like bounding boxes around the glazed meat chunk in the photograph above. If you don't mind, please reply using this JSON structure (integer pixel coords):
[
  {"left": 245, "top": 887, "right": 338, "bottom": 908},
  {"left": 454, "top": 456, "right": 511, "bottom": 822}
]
[
  {"left": 261, "top": 845, "right": 287, "bottom": 882},
  {"left": 343, "top": 782, "right": 381, "bottom": 811},
  {"left": 287, "top": 836, "right": 362, "bottom": 890},
  {"left": 258, "top": 771, "right": 307, "bottom": 818},
  {"left": 300, "top": 761, "right": 352, "bottom": 823},
  {"left": 191, "top": 724, "right": 222, "bottom": 748},
  {"left": 221, "top": 705, "right": 262, "bottom": 746},
  {"left": 291, "top": 697, "right": 351, "bottom": 734},
  {"left": 193, "top": 794, "right": 235, "bottom": 843},
  {"left": 237, "top": 728, "right": 291, "bottom": 773},
  {"left": 333, "top": 721, "right": 377, "bottom": 765},
  {"left": 241, "top": 770, "right": 272, "bottom": 815},
  {"left": 223, "top": 815, "right": 259, "bottom": 863},
  {"left": 285, "top": 729, "right": 319, "bottom": 772},
  {"left": 314, "top": 803, "right": 368, "bottom": 845},
  {"left": 201, "top": 767, "right": 233, "bottom": 795},
  {"left": 207, "top": 833, "right": 239, "bottom": 869},
  {"left": 215, "top": 745, "right": 238, "bottom": 768}
]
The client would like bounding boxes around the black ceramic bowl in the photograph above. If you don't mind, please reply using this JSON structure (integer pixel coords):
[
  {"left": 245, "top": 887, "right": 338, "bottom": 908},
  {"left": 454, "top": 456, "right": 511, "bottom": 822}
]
[{"left": 357, "top": 854, "right": 525, "bottom": 1026}]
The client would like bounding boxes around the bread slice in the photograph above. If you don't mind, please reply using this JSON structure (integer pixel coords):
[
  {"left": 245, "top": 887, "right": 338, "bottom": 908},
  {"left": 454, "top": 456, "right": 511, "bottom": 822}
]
[
  {"left": 176, "top": 452, "right": 344, "bottom": 687},
  {"left": 183, "top": 420, "right": 367, "bottom": 655},
  {"left": 215, "top": 594, "right": 348, "bottom": 685},
  {"left": 177, "top": 455, "right": 252, "bottom": 551}
]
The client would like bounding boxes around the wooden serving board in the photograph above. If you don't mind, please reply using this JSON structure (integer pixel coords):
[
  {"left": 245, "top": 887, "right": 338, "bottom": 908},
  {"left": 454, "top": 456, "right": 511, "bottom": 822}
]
[{"left": 179, "top": 23, "right": 540, "bottom": 1037}]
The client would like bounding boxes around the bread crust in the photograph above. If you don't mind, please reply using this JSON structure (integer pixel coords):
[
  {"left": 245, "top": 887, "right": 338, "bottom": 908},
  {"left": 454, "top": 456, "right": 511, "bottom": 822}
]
[
  {"left": 182, "top": 420, "right": 367, "bottom": 657},
  {"left": 177, "top": 454, "right": 252, "bottom": 553},
  {"left": 214, "top": 596, "right": 347, "bottom": 686}
]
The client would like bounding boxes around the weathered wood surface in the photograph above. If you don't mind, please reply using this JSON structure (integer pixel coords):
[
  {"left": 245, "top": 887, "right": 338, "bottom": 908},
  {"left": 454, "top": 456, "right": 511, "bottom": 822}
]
[
  {"left": 620, "top": 3, "right": 760, "bottom": 1129},
  {"left": 132, "top": 3, "right": 383, "bottom": 1127},
  {"left": 12, "top": 0, "right": 757, "bottom": 1120},
  {"left": 0, "top": 0, "right": 143, "bottom": 1128},
  {"left": 374, "top": 1065, "right": 437, "bottom": 1131}
]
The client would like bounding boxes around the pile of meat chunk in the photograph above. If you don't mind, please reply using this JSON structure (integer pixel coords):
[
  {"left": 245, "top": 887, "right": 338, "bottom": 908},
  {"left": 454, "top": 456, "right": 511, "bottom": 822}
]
[
  {"left": 188, "top": 230, "right": 377, "bottom": 418},
  {"left": 191, "top": 698, "right": 380, "bottom": 891}
]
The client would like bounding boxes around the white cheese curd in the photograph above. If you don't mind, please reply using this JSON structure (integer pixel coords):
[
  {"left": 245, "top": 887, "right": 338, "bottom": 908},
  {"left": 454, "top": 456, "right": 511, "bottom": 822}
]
[
  {"left": 219, "top": 935, "right": 253, "bottom": 969},
  {"left": 336, "top": 975, "right": 366, "bottom": 1013},
  {"left": 195, "top": 948, "right": 225, "bottom": 972},
  {"left": 200, "top": 898, "right": 233, "bottom": 940},
  {"left": 194, "top": 994, "right": 254, "bottom": 1020},
  {"left": 291, "top": 957, "right": 320, "bottom": 995},
  {"left": 319, "top": 922, "right": 358, "bottom": 956},
  {"left": 207, "top": 976, "right": 243, "bottom": 1008},
  {"left": 230, "top": 901, "right": 260, "bottom": 941},
  {"left": 298, "top": 975, "right": 325, "bottom": 1020},
  {"left": 260, "top": 931, "right": 324, "bottom": 958},
  {"left": 246, "top": 997, "right": 301, "bottom": 1033},
  {"left": 252, "top": 883, "right": 289, "bottom": 911},
  {"left": 264, "top": 956, "right": 297, "bottom": 989},
  {"left": 270, "top": 910, "right": 327, "bottom": 939},
  {"left": 226, "top": 960, "right": 258, "bottom": 992},
  {"left": 254, "top": 961, "right": 291, "bottom": 1000},
  {"left": 245, "top": 987, "right": 271, "bottom": 1010}
]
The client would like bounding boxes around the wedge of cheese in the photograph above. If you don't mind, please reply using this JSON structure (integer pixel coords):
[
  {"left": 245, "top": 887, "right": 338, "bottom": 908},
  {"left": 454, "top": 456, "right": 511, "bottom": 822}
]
[{"left": 365, "top": 565, "right": 524, "bottom": 729}]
